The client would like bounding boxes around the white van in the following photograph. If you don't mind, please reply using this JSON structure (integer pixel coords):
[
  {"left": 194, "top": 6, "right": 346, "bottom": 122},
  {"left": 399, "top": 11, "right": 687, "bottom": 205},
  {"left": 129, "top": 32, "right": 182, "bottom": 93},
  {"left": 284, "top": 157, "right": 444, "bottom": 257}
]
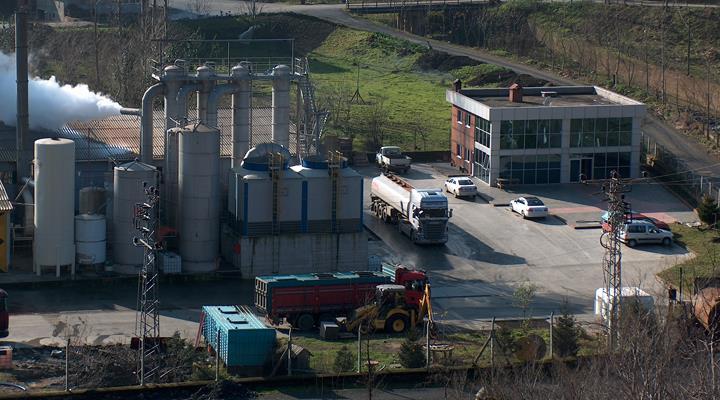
[{"left": 619, "top": 220, "right": 673, "bottom": 247}]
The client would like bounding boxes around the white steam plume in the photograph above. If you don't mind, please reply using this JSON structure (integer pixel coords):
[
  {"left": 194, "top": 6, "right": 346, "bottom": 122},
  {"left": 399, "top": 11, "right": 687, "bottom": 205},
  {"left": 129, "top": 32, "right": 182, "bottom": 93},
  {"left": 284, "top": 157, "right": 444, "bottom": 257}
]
[{"left": 0, "top": 51, "right": 122, "bottom": 130}]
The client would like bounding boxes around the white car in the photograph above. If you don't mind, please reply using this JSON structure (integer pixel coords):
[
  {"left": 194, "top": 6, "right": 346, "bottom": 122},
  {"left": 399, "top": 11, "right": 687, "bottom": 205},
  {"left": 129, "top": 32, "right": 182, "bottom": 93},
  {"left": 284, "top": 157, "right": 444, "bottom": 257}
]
[
  {"left": 444, "top": 177, "right": 477, "bottom": 198},
  {"left": 510, "top": 196, "right": 548, "bottom": 219}
]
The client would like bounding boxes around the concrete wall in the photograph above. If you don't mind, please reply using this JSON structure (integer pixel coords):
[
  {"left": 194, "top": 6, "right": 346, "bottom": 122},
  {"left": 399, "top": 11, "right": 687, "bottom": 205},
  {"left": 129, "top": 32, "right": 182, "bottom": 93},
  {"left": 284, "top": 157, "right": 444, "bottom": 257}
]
[{"left": 221, "top": 225, "right": 368, "bottom": 278}]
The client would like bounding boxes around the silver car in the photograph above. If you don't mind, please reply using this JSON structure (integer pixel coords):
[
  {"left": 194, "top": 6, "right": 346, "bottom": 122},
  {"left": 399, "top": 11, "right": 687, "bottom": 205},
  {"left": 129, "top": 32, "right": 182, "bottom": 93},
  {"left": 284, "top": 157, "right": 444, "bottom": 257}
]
[{"left": 619, "top": 221, "right": 673, "bottom": 247}]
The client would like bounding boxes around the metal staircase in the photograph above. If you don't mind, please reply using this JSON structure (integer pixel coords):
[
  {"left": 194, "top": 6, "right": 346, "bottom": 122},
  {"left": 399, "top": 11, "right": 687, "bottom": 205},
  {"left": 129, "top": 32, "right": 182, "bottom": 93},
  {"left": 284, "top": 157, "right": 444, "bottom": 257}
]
[{"left": 295, "top": 58, "right": 329, "bottom": 159}]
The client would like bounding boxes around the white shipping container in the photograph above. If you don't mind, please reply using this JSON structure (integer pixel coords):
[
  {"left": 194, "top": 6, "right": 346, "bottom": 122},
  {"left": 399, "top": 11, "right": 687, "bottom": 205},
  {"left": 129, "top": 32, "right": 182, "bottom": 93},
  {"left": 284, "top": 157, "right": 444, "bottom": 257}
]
[{"left": 594, "top": 287, "right": 654, "bottom": 323}]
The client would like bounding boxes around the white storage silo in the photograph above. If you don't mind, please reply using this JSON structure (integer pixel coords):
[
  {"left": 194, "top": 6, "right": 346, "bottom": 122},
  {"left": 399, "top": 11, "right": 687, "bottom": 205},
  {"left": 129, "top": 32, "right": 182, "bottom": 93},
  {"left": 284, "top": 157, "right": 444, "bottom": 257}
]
[
  {"left": 112, "top": 160, "right": 158, "bottom": 268},
  {"left": 34, "top": 138, "right": 75, "bottom": 275},
  {"left": 179, "top": 124, "right": 220, "bottom": 272},
  {"left": 75, "top": 214, "right": 106, "bottom": 266}
]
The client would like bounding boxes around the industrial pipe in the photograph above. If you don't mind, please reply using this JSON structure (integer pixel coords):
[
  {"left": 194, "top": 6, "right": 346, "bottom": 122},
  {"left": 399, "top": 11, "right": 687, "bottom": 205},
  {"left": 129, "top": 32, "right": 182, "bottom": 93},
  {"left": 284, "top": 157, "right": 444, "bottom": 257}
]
[
  {"left": 206, "top": 84, "right": 238, "bottom": 129},
  {"left": 271, "top": 65, "right": 291, "bottom": 150},
  {"left": 232, "top": 65, "right": 252, "bottom": 169},
  {"left": 196, "top": 65, "right": 215, "bottom": 124},
  {"left": 176, "top": 83, "right": 201, "bottom": 123},
  {"left": 163, "top": 65, "right": 186, "bottom": 132},
  {"left": 120, "top": 108, "right": 141, "bottom": 116},
  {"left": 15, "top": 10, "right": 30, "bottom": 181},
  {"left": 140, "top": 83, "right": 166, "bottom": 164}
]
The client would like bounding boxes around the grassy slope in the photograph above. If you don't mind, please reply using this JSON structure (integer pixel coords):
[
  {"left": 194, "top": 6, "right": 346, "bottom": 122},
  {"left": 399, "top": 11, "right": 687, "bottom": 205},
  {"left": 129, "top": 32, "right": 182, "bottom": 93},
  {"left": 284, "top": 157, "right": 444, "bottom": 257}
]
[
  {"left": 658, "top": 224, "right": 719, "bottom": 291},
  {"left": 308, "top": 29, "right": 453, "bottom": 151}
]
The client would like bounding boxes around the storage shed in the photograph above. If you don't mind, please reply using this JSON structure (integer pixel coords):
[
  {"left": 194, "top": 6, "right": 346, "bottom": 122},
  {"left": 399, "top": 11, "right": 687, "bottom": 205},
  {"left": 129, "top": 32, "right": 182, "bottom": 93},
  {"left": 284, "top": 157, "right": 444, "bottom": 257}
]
[{"left": 202, "top": 305, "right": 276, "bottom": 367}]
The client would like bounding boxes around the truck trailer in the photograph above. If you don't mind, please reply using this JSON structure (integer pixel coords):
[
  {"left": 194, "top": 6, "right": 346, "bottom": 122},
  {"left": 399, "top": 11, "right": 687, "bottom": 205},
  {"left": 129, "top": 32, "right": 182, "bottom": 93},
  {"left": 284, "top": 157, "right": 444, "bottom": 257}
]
[
  {"left": 255, "top": 267, "right": 428, "bottom": 331},
  {"left": 370, "top": 173, "right": 451, "bottom": 244}
]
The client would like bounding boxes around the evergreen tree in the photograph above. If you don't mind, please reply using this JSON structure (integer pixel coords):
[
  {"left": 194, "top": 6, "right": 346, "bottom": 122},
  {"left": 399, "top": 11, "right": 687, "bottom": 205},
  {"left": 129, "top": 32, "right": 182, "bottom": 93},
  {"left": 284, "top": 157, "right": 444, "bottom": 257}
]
[
  {"left": 334, "top": 345, "right": 355, "bottom": 373},
  {"left": 398, "top": 329, "right": 426, "bottom": 368},
  {"left": 553, "top": 304, "right": 580, "bottom": 358},
  {"left": 697, "top": 195, "right": 719, "bottom": 226}
]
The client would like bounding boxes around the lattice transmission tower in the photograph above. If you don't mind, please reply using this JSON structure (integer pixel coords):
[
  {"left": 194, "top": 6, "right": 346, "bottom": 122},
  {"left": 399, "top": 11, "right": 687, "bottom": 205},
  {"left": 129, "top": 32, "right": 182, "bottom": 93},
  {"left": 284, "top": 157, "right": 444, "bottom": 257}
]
[
  {"left": 599, "top": 170, "right": 631, "bottom": 350},
  {"left": 133, "top": 183, "right": 162, "bottom": 385}
]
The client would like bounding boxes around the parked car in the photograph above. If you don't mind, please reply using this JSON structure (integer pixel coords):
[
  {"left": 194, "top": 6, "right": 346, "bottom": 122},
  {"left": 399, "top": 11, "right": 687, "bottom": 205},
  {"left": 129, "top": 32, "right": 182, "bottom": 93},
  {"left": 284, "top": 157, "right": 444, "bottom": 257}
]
[
  {"left": 601, "top": 211, "right": 670, "bottom": 232},
  {"left": 444, "top": 176, "right": 477, "bottom": 198},
  {"left": 618, "top": 220, "right": 673, "bottom": 247},
  {"left": 376, "top": 146, "right": 411, "bottom": 174},
  {"left": 510, "top": 196, "right": 548, "bottom": 219}
]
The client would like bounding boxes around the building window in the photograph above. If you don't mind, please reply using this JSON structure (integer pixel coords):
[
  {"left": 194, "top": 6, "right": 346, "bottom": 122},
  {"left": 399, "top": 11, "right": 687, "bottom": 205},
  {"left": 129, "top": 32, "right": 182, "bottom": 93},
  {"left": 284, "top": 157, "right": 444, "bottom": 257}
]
[
  {"left": 466, "top": 148, "right": 471, "bottom": 161},
  {"left": 570, "top": 117, "right": 632, "bottom": 148},
  {"left": 457, "top": 109, "right": 463, "bottom": 124},
  {"left": 499, "top": 154, "right": 561, "bottom": 184},
  {"left": 474, "top": 116, "right": 491, "bottom": 149},
  {"left": 500, "top": 119, "right": 561, "bottom": 150},
  {"left": 474, "top": 149, "right": 490, "bottom": 183},
  {"left": 456, "top": 143, "right": 462, "bottom": 158},
  {"left": 465, "top": 112, "right": 471, "bottom": 127},
  {"left": 584, "top": 151, "right": 632, "bottom": 180}
]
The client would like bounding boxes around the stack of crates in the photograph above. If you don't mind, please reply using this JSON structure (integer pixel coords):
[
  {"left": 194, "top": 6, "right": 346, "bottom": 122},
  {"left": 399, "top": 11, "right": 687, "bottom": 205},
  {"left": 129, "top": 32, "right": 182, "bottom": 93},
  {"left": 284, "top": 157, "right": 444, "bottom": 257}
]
[
  {"left": 202, "top": 305, "right": 276, "bottom": 367},
  {"left": 160, "top": 251, "right": 181, "bottom": 274}
]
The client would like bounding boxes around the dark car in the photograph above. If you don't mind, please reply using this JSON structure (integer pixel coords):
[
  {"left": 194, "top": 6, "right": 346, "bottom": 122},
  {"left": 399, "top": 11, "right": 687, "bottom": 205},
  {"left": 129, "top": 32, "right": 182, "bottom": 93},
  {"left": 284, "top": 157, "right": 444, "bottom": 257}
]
[{"left": 601, "top": 211, "right": 670, "bottom": 232}]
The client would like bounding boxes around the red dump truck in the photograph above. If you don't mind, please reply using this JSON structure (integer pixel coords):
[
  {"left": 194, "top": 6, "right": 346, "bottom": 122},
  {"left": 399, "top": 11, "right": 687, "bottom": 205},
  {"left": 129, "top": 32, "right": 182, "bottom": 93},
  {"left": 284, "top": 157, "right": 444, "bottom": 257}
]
[{"left": 255, "top": 266, "right": 428, "bottom": 331}]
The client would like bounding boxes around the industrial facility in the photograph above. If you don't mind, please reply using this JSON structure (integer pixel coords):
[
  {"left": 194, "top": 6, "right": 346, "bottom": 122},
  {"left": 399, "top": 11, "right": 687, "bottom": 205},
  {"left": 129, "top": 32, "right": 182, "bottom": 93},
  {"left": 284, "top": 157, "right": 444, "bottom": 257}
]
[{"left": 0, "top": 52, "right": 367, "bottom": 277}]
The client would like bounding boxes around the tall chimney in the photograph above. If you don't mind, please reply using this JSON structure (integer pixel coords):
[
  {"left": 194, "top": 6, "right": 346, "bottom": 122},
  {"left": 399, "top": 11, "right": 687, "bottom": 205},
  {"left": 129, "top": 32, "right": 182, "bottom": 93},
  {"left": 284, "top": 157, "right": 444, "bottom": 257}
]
[
  {"left": 509, "top": 83, "right": 523, "bottom": 103},
  {"left": 15, "top": 8, "right": 30, "bottom": 181}
]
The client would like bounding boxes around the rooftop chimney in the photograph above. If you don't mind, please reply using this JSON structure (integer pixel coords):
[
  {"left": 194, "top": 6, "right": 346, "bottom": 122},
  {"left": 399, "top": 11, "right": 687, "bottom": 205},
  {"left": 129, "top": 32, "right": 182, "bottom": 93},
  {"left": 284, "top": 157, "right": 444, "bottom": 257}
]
[
  {"left": 509, "top": 83, "right": 523, "bottom": 103},
  {"left": 453, "top": 79, "right": 462, "bottom": 92}
]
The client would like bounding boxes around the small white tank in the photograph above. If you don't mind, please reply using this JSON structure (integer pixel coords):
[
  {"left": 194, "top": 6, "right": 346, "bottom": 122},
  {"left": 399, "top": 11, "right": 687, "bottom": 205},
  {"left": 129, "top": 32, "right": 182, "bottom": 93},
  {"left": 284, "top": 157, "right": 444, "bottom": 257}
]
[
  {"left": 34, "top": 138, "right": 75, "bottom": 271},
  {"left": 75, "top": 214, "right": 106, "bottom": 265}
]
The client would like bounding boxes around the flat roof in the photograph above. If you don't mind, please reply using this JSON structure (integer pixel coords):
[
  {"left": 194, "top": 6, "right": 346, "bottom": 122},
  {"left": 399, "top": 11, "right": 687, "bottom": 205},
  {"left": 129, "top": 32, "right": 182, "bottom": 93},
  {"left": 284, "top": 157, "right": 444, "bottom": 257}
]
[{"left": 455, "top": 86, "right": 643, "bottom": 108}]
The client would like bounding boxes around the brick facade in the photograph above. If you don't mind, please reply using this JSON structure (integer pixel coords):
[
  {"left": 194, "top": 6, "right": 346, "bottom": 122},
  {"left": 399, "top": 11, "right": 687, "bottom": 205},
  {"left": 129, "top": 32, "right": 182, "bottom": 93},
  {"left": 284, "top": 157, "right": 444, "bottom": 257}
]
[{"left": 450, "top": 106, "right": 475, "bottom": 174}]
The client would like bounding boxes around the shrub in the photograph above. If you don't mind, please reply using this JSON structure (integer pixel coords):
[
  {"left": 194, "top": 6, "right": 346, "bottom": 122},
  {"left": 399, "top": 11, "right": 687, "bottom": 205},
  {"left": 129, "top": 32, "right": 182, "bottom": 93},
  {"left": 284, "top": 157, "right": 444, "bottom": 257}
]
[
  {"left": 398, "top": 329, "right": 426, "bottom": 368},
  {"left": 333, "top": 345, "right": 355, "bottom": 373},
  {"left": 697, "top": 195, "right": 718, "bottom": 226}
]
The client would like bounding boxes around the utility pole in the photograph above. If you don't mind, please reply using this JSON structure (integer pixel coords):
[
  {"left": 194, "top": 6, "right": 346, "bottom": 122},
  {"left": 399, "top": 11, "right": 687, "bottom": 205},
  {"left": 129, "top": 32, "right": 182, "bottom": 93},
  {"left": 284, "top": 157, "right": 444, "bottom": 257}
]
[
  {"left": 600, "top": 171, "right": 631, "bottom": 350},
  {"left": 133, "top": 183, "right": 162, "bottom": 385},
  {"left": 350, "top": 63, "right": 365, "bottom": 105}
]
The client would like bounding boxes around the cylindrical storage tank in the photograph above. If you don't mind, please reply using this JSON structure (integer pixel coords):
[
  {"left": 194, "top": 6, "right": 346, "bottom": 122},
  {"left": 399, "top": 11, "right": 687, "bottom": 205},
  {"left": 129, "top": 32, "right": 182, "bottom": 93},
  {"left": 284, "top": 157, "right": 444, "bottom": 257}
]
[
  {"left": 79, "top": 186, "right": 106, "bottom": 215},
  {"left": 112, "top": 160, "right": 158, "bottom": 267},
  {"left": 271, "top": 65, "right": 291, "bottom": 150},
  {"left": 164, "top": 128, "right": 181, "bottom": 229},
  {"left": 179, "top": 124, "right": 220, "bottom": 272},
  {"left": 34, "top": 138, "right": 75, "bottom": 269},
  {"left": 75, "top": 214, "right": 106, "bottom": 265}
]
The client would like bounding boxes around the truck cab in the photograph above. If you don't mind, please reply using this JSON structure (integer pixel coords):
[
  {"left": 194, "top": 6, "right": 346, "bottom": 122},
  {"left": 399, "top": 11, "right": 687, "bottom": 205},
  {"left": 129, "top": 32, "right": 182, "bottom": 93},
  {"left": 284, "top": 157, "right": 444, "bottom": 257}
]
[{"left": 402, "top": 189, "right": 451, "bottom": 244}]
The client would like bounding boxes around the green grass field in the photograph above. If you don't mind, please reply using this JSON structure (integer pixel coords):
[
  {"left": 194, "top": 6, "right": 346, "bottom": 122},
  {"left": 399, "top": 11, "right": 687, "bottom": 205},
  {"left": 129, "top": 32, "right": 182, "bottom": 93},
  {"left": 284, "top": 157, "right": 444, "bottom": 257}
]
[
  {"left": 308, "top": 29, "right": 454, "bottom": 151},
  {"left": 658, "top": 224, "right": 720, "bottom": 292}
]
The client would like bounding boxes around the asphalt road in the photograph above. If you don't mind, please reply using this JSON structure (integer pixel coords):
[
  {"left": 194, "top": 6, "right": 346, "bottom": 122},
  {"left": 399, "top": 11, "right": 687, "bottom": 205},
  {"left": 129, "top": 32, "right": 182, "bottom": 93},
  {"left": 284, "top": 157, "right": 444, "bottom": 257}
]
[
  {"left": 360, "top": 163, "right": 693, "bottom": 330},
  {"left": 169, "top": 0, "right": 720, "bottom": 179}
]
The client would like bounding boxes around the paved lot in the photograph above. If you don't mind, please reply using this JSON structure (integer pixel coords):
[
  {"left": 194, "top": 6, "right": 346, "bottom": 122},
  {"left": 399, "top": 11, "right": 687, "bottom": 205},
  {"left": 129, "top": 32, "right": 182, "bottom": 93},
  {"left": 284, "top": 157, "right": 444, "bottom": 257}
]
[
  {"left": 0, "top": 162, "right": 697, "bottom": 346},
  {"left": 360, "top": 163, "right": 696, "bottom": 329}
]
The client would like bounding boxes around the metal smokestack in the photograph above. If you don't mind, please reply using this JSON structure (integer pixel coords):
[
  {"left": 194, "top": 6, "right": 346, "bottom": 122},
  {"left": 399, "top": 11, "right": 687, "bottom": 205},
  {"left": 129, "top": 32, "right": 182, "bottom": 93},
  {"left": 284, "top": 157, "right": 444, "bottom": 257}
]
[{"left": 15, "top": 8, "right": 30, "bottom": 181}]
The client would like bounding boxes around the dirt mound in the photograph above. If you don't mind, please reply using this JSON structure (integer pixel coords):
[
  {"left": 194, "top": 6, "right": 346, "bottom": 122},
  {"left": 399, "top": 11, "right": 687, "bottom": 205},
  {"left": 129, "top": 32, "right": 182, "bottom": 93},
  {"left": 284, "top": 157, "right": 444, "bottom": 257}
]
[{"left": 415, "top": 50, "right": 480, "bottom": 72}]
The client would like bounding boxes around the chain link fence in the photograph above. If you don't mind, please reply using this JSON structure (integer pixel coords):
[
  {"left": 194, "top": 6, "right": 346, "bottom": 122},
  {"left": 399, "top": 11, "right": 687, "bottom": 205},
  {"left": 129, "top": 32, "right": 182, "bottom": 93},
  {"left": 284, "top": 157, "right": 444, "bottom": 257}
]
[{"left": 641, "top": 131, "right": 720, "bottom": 208}]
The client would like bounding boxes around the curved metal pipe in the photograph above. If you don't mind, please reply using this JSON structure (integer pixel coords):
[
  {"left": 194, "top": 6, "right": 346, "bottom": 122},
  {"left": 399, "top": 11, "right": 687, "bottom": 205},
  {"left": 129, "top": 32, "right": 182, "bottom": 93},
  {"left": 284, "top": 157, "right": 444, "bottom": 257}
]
[
  {"left": 120, "top": 107, "right": 141, "bottom": 116},
  {"left": 206, "top": 83, "right": 238, "bottom": 129},
  {"left": 141, "top": 83, "right": 166, "bottom": 164},
  {"left": 176, "top": 83, "right": 201, "bottom": 125}
]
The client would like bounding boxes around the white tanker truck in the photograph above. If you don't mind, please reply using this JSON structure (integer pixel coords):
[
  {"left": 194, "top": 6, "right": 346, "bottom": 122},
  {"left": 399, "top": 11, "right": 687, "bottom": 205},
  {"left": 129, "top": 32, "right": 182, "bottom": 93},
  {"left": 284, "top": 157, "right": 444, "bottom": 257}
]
[{"left": 370, "top": 173, "right": 451, "bottom": 245}]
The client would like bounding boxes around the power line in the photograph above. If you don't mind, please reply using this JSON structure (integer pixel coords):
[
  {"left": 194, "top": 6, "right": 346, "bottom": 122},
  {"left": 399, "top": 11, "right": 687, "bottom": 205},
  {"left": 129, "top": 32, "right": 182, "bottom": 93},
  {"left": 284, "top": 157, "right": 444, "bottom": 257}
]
[
  {"left": 133, "top": 183, "right": 162, "bottom": 385},
  {"left": 599, "top": 170, "right": 631, "bottom": 351}
]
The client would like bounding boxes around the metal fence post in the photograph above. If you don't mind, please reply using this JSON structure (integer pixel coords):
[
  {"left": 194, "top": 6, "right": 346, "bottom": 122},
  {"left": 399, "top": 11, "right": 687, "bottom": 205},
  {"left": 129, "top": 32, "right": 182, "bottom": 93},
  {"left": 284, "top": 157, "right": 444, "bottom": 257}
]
[
  {"left": 357, "top": 327, "right": 361, "bottom": 373},
  {"left": 549, "top": 312, "right": 554, "bottom": 360},
  {"left": 215, "top": 329, "right": 220, "bottom": 382},
  {"left": 65, "top": 337, "right": 69, "bottom": 391}
]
